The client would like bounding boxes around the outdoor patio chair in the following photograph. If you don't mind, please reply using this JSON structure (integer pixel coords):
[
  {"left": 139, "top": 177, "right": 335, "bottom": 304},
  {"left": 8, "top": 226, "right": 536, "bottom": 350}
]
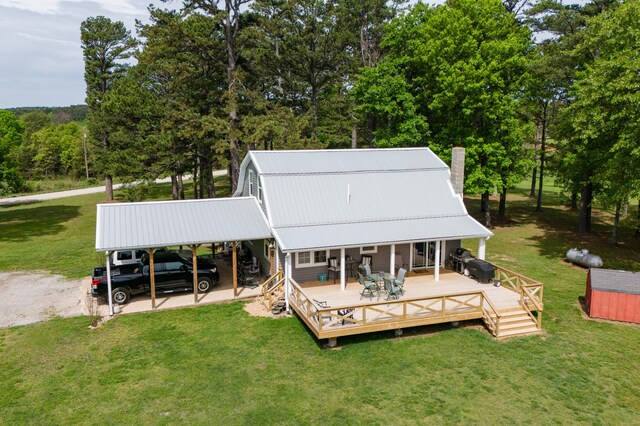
[
  {"left": 383, "top": 277, "right": 401, "bottom": 301},
  {"left": 358, "top": 273, "right": 379, "bottom": 300},
  {"left": 328, "top": 257, "right": 340, "bottom": 283},
  {"left": 359, "top": 255, "right": 372, "bottom": 274},
  {"left": 363, "top": 264, "right": 373, "bottom": 280},
  {"left": 337, "top": 308, "right": 355, "bottom": 325},
  {"left": 312, "top": 299, "right": 329, "bottom": 308},
  {"left": 393, "top": 268, "right": 407, "bottom": 295}
]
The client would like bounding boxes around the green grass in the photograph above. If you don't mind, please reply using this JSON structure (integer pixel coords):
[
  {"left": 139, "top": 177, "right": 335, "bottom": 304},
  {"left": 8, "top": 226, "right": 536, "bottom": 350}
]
[
  {"left": 0, "top": 177, "right": 231, "bottom": 278},
  {"left": 1, "top": 177, "right": 640, "bottom": 424}
]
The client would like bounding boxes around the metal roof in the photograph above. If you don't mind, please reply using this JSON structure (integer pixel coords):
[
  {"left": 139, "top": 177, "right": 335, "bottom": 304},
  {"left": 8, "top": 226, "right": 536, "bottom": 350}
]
[
  {"left": 590, "top": 268, "right": 640, "bottom": 295},
  {"left": 272, "top": 215, "right": 491, "bottom": 252},
  {"left": 96, "top": 197, "right": 272, "bottom": 252},
  {"left": 240, "top": 147, "right": 492, "bottom": 252},
  {"left": 249, "top": 147, "right": 448, "bottom": 176}
]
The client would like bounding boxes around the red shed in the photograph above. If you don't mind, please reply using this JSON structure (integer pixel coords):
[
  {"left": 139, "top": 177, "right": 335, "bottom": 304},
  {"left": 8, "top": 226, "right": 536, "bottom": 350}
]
[{"left": 585, "top": 268, "right": 640, "bottom": 323}]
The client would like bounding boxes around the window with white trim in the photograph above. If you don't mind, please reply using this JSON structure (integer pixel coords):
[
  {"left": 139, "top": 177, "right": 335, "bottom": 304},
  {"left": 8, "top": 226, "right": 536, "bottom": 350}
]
[
  {"left": 258, "top": 176, "right": 263, "bottom": 203},
  {"left": 360, "top": 246, "right": 377, "bottom": 254},
  {"left": 248, "top": 169, "right": 256, "bottom": 196},
  {"left": 264, "top": 240, "right": 270, "bottom": 258},
  {"left": 295, "top": 250, "right": 329, "bottom": 268}
]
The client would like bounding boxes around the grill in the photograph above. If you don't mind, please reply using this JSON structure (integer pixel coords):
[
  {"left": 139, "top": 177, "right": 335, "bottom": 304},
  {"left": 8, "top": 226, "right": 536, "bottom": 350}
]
[
  {"left": 466, "top": 259, "right": 495, "bottom": 283},
  {"left": 450, "top": 248, "right": 472, "bottom": 273}
]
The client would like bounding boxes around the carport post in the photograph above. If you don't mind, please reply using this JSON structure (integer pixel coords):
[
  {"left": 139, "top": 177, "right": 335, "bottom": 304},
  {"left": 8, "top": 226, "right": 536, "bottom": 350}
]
[
  {"left": 149, "top": 248, "right": 156, "bottom": 309},
  {"left": 106, "top": 251, "right": 114, "bottom": 316},
  {"left": 232, "top": 241, "right": 238, "bottom": 297},
  {"left": 192, "top": 245, "right": 199, "bottom": 304}
]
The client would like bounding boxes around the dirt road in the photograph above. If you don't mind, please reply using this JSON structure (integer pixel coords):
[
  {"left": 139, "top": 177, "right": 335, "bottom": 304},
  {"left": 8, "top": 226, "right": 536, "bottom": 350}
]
[{"left": 0, "top": 272, "right": 86, "bottom": 327}]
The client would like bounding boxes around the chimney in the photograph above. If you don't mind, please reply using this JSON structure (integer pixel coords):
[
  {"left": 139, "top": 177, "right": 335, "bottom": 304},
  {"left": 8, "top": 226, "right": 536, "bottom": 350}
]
[{"left": 450, "top": 147, "right": 465, "bottom": 196}]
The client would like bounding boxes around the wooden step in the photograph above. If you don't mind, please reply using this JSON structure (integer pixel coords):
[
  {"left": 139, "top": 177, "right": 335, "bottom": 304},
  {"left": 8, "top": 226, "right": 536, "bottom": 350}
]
[{"left": 497, "top": 326, "right": 541, "bottom": 339}]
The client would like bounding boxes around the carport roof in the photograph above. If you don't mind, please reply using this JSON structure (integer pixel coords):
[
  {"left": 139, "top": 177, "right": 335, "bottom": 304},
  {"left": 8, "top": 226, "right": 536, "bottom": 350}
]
[{"left": 95, "top": 197, "right": 272, "bottom": 252}]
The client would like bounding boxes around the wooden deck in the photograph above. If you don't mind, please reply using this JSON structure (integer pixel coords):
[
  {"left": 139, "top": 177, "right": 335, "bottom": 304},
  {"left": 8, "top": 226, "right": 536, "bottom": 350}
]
[{"left": 286, "top": 267, "right": 543, "bottom": 340}]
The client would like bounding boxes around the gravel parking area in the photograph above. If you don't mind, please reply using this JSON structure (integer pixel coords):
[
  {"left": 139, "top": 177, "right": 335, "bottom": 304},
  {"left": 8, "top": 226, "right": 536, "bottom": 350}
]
[{"left": 0, "top": 272, "right": 85, "bottom": 327}]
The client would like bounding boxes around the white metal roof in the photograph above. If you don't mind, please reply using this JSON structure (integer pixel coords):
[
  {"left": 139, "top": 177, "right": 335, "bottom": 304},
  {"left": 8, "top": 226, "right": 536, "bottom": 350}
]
[
  {"left": 237, "top": 147, "right": 492, "bottom": 252},
  {"left": 95, "top": 197, "right": 272, "bottom": 252}
]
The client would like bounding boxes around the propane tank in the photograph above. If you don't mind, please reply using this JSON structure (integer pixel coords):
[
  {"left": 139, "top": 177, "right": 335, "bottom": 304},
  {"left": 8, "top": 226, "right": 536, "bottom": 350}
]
[{"left": 566, "top": 248, "right": 603, "bottom": 268}]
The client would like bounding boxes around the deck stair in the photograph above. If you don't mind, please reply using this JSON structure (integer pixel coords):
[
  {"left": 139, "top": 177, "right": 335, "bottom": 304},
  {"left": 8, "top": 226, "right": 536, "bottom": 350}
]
[
  {"left": 486, "top": 307, "right": 541, "bottom": 339},
  {"left": 261, "top": 269, "right": 285, "bottom": 312}
]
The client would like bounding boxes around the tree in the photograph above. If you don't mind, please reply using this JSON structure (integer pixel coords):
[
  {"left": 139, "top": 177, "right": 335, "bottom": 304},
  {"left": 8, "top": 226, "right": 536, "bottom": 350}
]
[
  {"left": 0, "top": 110, "right": 25, "bottom": 194},
  {"left": 354, "top": 0, "right": 532, "bottom": 224},
  {"left": 567, "top": 0, "right": 640, "bottom": 242},
  {"left": 81, "top": 16, "right": 136, "bottom": 200}
]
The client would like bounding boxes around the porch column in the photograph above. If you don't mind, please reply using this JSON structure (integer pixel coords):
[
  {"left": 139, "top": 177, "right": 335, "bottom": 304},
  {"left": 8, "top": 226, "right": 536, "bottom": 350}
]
[
  {"left": 434, "top": 241, "right": 441, "bottom": 281},
  {"left": 192, "top": 245, "right": 199, "bottom": 304},
  {"left": 285, "top": 253, "right": 292, "bottom": 312},
  {"left": 274, "top": 241, "right": 280, "bottom": 272},
  {"left": 149, "top": 248, "right": 156, "bottom": 309},
  {"left": 390, "top": 244, "right": 396, "bottom": 274},
  {"left": 232, "top": 242, "right": 238, "bottom": 297},
  {"left": 478, "top": 238, "right": 486, "bottom": 260},
  {"left": 441, "top": 241, "right": 447, "bottom": 267},
  {"left": 340, "top": 248, "right": 346, "bottom": 291},
  {"left": 409, "top": 243, "right": 414, "bottom": 271},
  {"left": 106, "top": 251, "right": 113, "bottom": 316}
]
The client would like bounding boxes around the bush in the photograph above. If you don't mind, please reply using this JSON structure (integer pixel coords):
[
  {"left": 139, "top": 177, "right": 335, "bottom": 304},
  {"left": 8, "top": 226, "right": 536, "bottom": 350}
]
[
  {"left": 120, "top": 182, "right": 151, "bottom": 202},
  {"left": 0, "top": 166, "right": 25, "bottom": 195}
]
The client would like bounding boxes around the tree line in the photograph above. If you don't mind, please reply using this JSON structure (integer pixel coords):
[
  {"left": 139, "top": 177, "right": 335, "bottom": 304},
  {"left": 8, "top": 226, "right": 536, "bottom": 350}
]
[{"left": 1, "top": 0, "right": 637, "bottom": 245}]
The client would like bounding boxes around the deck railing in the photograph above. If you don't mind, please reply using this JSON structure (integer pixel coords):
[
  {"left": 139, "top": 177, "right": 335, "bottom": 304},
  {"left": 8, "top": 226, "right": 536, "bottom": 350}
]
[
  {"left": 262, "top": 269, "right": 284, "bottom": 311},
  {"left": 288, "top": 278, "right": 504, "bottom": 339},
  {"left": 494, "top": 265, "right": 544, "bottom": 311}
]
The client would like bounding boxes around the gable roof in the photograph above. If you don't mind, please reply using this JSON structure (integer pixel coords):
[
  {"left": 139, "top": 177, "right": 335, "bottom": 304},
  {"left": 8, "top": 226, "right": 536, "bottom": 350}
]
[
  {"left": 590, "top": 268, "right": 640, "bottom": 295},
  {"left": 236, "top": 148, "right": 492, "bottom": 252},
  {"left": 96, "top": 197, "right": 271, "bottom": 252}
]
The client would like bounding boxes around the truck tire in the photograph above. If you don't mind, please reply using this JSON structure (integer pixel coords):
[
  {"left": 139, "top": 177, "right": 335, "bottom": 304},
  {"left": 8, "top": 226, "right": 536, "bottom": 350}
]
[
  {"left": 197, "top": 277, "right": 212, "bottom": 293},
  {"left": 112, "top": 288, "right": 130, "bottom": 305}
]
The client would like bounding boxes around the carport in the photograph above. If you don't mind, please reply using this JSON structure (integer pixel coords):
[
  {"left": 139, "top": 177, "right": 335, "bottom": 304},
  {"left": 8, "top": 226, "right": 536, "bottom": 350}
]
[{"left": 95, "top": 197, "right": 273, "bottom": 315}]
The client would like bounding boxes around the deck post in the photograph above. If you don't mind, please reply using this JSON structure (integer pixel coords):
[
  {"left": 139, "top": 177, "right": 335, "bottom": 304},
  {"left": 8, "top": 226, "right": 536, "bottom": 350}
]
[
  {"left": 149, "top": 248, "right": 156, "bottom": 309},
  {"left": 340, "top": 248, "right": 346, "bottom": 291},
  {"left": 478, "top": 238, "right": 486, "bottom": 260},
  {"left": 232, "top": 242, "right": 238, "bottom": 297},
  {"left": 192, "top": 245, "right": 198, "bottom": 304},
  {"left": 105, "top": 251, "right": 114, "bottom": 316},
  {"left": 390, "top": 243, "right": 396, "bottom": 275},
  {"left": 285, "top": 253, "right": 291, "bottom": 312},
  {"left": 434, "top": 241, "right": 441, "bottom": 281}
]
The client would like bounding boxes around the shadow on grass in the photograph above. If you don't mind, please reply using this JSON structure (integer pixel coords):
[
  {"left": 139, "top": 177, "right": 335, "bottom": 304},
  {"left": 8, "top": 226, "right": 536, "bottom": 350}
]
[{"left": 0, "top": 205, "right": 80, "bottom": 242}]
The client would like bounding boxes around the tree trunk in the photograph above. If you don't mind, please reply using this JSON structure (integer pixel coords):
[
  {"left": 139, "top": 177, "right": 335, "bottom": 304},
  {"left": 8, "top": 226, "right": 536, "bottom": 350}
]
[
  {"left": 351, "top": 125, "right": 357, "bottom": 149},
  {"left": 171, "top": 174, "right": 178, "bottom": 200},
  {"left": 206, "top": 158, "right": 215, "bottom": 198},
  {"left": 536, "top": 102, "right": 548, "bottom": 212},
  {"left": 530, "top": 123, "right": 539, "bottom": 197},
  {"left": 611, "top": 202, "right": 621, "bottom": 246},
  {"left": 105, "top": 175, "right": 113, "bottom": 201},
  {"left": 225, "top": 0, "right": 240, "bottom": 193},
  {"left": 481, "top": 191, "right": 489, "bottom": 213},
  {"left": 636, "top": 199, "right": 640, "bottom": 238},
  {"left": 622, "top": 201, "right": 628, "bottom": 219},
  {"left": 498, "top": 187, "right": 507, "bottom": 220},
  {"left": 570, "top": 191, "right": 578, "bottom": 210},
  {"left": 177, "top": 173, "right": 185, "bottom": 200},
  {"left": 579, "top": 182, "right": 593, "bottom": 235}
]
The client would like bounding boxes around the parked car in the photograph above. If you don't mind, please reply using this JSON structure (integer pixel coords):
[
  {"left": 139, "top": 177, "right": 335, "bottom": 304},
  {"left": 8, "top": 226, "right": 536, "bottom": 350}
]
[{"left": 92, "top": 252, "right": 220, "bottom": 304}]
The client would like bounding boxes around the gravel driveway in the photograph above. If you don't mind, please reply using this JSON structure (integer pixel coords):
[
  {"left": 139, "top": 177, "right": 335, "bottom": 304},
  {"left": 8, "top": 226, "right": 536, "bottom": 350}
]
[{"left": 0, "top": 272, "right": 85, "bottom": 327}]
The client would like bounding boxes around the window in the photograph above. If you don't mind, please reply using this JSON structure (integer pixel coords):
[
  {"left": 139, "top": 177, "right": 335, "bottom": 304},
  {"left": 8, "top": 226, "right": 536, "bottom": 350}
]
[
  {"left": 295, "top": 250, "right": 329, "bottom": 268},
  {"left": 117, "top": 251, "right": 133, "bottom": 261},
  {"left": 264, "top": 240, "right": 271, "bottom": 258},
  {"left": 249, "top": 169, "right": 258, "bottom": 197},
  {"left": 164, "top": 261, "right": 185, "bottom": 271},
  {"left": 360, "top": 246, "right": 377, "bottom": 254},
  {"left": 258, "top": 177, "right": 263, "bottom": 203}
]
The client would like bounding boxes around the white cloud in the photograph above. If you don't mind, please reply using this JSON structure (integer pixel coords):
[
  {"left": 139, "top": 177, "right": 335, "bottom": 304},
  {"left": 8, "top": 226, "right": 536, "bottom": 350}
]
[{"left": 0, "top": 0, "right": 147, "bottom": 16}]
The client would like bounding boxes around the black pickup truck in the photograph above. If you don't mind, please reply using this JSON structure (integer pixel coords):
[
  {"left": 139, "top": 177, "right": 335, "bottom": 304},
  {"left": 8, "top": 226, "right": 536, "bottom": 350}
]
[{"left": 91, "top": 252, "right": 220, "bottom": 304}]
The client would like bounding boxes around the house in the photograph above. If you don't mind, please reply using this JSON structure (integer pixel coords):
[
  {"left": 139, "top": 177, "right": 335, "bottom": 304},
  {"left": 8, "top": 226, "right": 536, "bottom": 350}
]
[
  {"left": 585, "top": 268, "right": 640, "bottom": 323},
  {"left": 96, "top": 148, "right": 544, "bottom": 342}
]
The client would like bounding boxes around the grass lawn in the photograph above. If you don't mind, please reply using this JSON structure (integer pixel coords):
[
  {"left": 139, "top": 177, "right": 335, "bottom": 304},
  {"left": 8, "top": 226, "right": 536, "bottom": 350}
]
[
  {"left": 1, "top": 177, "right": 639, "bottom": 424},
  {"left": 0, "top": 177, "right": 230, "bottom": 278}
]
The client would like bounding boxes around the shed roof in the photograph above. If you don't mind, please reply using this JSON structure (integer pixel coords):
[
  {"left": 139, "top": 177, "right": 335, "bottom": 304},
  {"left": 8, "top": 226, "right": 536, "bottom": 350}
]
[
  {"left": 590, "top": 268, "right": 640, "bottom": 295},
  {"left": 95, "top": 197, "right": 271, "bottom": 252},
  {"left": 238, "top": 148, "right": 492, "bottom": 252}
]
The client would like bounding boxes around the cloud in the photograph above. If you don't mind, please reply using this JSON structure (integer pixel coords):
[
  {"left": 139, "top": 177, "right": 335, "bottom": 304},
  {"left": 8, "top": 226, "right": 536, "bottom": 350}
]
[{"left": 0, "top": 0, "right": 147, "bottom": 16}]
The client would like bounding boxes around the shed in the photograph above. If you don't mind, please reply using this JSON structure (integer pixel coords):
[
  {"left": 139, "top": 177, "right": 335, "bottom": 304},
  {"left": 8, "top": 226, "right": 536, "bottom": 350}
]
[{"left": 585, "top": 268, "right": 640, "bottom": 323}]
